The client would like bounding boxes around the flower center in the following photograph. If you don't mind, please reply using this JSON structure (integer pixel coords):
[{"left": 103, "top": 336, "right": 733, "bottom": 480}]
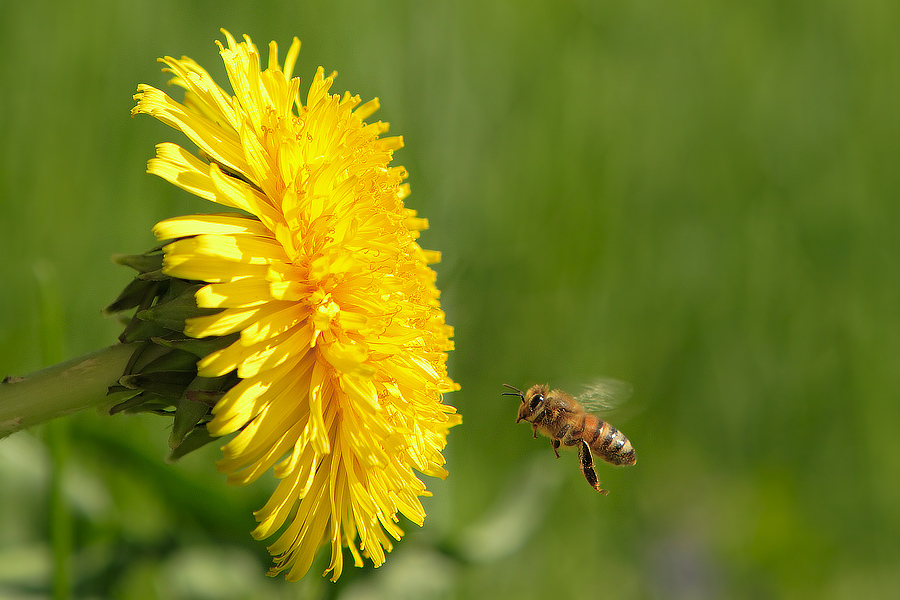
[{"left": 311, "top": 289, "right": 340, "bottom": 344}]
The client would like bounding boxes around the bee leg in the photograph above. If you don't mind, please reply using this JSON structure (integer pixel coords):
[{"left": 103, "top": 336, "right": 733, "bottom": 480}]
[
  {"left": 578, "top": 440, "right": 608, "bottom": 495},
  {"left": 531, "top": 423, "right": 539, "bottom": 439},
  {"left": 551, "top": 439, "right": 561, "bottom": 458},
  {"left": 555, "top": 423, "right": 572, "bottom": 452}
]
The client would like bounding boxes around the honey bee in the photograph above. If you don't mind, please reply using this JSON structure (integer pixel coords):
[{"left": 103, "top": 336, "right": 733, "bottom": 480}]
[{"left": 502, "top": 382, "right": 636, "bottom": 495}]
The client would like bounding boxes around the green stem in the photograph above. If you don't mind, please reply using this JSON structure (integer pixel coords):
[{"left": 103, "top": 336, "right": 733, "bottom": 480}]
[{"left": 0, "top": 343, "right": 139, "bottom": 438}]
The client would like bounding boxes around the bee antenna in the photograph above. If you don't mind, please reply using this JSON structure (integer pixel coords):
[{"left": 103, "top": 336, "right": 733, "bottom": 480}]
[{"left": 501, "top": 383, "right": 524, "bottom": 400}]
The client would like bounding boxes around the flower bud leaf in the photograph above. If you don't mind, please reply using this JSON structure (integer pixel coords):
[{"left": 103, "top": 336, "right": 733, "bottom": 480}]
[{"left": 166, "top": 426, "right": 217, "bottom": 463}]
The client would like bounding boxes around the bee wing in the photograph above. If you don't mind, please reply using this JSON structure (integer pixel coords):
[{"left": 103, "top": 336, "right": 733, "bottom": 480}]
[{"left": 575, "top": 378, "right": 633, "bottom": 413}]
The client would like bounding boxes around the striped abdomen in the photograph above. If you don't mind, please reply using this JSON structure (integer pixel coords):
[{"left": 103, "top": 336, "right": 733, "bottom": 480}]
[{"left": 584, "top": 414, "right": 636, "bottom": 466}]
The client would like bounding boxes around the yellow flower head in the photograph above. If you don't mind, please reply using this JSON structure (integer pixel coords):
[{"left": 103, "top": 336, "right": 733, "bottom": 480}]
[{"left": 132, "top": 30, "right": 460, "bottom": 581}]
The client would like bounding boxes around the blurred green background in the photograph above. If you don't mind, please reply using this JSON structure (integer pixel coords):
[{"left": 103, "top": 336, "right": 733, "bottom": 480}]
[{"left": 2, "top": 0, "right": 900, "bottom": 598}]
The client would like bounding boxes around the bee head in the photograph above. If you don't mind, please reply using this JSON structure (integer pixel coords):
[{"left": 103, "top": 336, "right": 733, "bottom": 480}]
[{"left": 502, "top": 383, "right": 547, "bottom": 423}]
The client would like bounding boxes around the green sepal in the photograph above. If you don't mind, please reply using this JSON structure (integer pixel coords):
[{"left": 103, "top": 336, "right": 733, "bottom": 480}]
[
  {"left": 109, "top": 393, "right": 172, "bottom": 415},
  {"left": 105, "top": 239, "right": 243, "bottom": 460},
  {"left": 152, "top": 333, "right": 240, "bottom": 358},
  {"left": 136, "top": 285, "right": 219, "bottom": 332},
  {"left": 167, "top": 427, "right": 218, "bottom": 463},
  {"left": 119, "top": 371, "right": 197, "bottom": 399},
  {"left": 112, "top": 251, "right": 165, "bottom": 274},
  {"left": 137, "top": 269, "right": 171, "bottom": 282},
  {"left": 104, "top": 388, "right": 144, "bottom": 413},
  {"left": 170, "top": 376, "right": 227, "bottom": 449},
  {"left": 118, "top": 317, "right": 179, "bottom": 344},
  {"left": 140, "top": 348, "right": 203, "bottom": 374},
  {"left": 104, "top": 277, "right": 162, "bottom": 316}
]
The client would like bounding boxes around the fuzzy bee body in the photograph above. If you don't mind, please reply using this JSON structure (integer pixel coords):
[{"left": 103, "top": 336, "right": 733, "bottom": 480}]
[{"left": 503, "top": 383, "right": 636, "bottom": 494}]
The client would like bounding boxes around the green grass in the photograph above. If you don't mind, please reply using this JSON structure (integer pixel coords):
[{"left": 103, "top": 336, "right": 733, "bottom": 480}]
[{"left": 3, "top": 0, "right": 900, "bottom": 598}]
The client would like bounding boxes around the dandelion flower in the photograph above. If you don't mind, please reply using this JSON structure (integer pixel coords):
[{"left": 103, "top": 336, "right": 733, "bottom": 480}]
[{"left": 129, "top": 30, "right": 460, "bottom": 581}]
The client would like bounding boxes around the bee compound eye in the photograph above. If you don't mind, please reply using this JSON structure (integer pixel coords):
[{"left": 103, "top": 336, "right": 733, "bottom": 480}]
[{"left": 529, "top": 394, "right": 543, "bottom": 410}]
